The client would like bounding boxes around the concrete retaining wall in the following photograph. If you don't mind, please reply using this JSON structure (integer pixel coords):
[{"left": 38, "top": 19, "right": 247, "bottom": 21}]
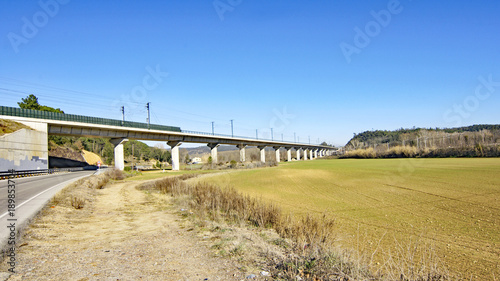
[{"left": 0, "top": 119, "right": 48, "bottom": 171}]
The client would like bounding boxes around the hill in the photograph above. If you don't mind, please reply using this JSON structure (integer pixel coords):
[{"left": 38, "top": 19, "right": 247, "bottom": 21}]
[
  {"left": 0, "top": 119, "right": 31, "bottom": 136},
  {"left": 344, "top": 125, "right": 500, "bottom": 158}
]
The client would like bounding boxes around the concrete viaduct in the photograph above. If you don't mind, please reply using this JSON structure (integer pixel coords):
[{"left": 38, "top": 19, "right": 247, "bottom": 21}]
[{"left": 0, "top": 107, "right": 335, "bottom": 171}]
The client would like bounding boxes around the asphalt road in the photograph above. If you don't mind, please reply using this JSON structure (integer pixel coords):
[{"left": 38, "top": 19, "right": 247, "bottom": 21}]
[
  {"left": 0, "top": 170, "right": 96, "bottom": 250},
  {"left": 0, "top": 171, "right": 96, "bottom": 216}
]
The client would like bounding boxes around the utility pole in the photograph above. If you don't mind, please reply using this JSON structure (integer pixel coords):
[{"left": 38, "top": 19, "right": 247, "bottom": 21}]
[
  {"left": 132, "top": 143, "right": 135, "bottom": 171},
  {"left": 146, "top": 102, "right": 150, "bottom": 129},
  {"left": 271, "top": 128, "right": 274, "bottom": 141},
  {"left": 211, "top": 122, "right": 214, "bottom": 135},
  {"left": 121, "top": 106, "right": 125, "bottom": 125},
  {"left": 230, "top": 119, "right": 234, "bottom": 137},
  {"left": 256, "top": 129, "right": 258, "bottom": 140}
]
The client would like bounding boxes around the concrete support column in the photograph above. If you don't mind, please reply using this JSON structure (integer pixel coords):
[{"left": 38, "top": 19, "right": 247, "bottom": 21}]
[
  {"left": 287, "top": 148, "right": 292, "bottom": 162},
  {"left": 237, "top": 144, "right": 246, "bottom": 162},
  {"left": 273, "top": 147, "right": 281, "bottom": 163},
  {"left": 207, "top": 143, "right": 220, "bottom": 164},
  {"left": 296, "top": 149, "right": 301, "bottom": 161},
  {"left": 110, "top": 138, "right": 129, "bottom": 171},
  {"left": 304, "top": 149, "right": 308, "bottom": 160},
  {"left": 314, "top": 149, "right": 318, "bottom": 159},
  {"left": 310, "top": 149, "right": 313, "bottom": 160},
  {"left": 168, "top": 141, "right": 182, "bottom": 171},
  {"left": 258, "top": 146, "right": 266, "bottom": 163}
]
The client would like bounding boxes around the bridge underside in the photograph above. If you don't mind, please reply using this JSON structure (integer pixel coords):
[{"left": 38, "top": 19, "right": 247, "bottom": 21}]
[{"left": 1, "top": 115, "right": 336, "bottom": 171}]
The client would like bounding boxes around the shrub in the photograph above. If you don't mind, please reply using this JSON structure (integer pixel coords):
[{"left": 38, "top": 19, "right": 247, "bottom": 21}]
[{"left": 70, "top": 196, "right": 85, "bottom": 209}]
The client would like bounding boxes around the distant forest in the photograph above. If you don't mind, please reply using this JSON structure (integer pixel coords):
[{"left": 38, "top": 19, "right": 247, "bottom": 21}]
[{"left": 343, "top": 125, "right": 500, "bottom": 158}]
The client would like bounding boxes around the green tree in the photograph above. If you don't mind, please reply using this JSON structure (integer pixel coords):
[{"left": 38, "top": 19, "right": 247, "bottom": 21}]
[
  {"left": 18, "top": 94, "right": 40, "bottom": 110},
  {"left": 102, "top": 142, "right": 114, "bottom": 165},
  {"left": 18, "top": 94, "right": 64, "bottom": 113}
]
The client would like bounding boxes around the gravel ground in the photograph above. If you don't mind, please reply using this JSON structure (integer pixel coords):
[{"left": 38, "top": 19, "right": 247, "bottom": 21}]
[{"left": 0, "top": 180, "right": 250, "bottom": 280}]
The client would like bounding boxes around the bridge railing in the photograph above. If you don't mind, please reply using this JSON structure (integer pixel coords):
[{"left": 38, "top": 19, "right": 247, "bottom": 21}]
[
  {"left": 181, "top": 129, "right": 313, "bottom": 145},
  {"left": 0, "top": 106, "right": 181, "bottom": 133},
  {"left": 1, "top": 106, "right": 328, "bottom": 146}
]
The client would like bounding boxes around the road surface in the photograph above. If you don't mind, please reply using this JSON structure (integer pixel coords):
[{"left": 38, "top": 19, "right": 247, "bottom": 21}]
[{"left": 0, "top": 171, "right": 96, "bottom": 251}]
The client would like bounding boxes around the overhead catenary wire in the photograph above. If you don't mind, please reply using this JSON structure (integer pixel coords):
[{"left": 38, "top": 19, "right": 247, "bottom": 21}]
[{"left": 0, "top": 79, "right": 318, "bottom": 142}]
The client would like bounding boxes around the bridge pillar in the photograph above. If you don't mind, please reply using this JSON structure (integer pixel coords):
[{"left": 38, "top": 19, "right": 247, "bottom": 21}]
[
  {"left": 168, "top": 141, "right": 182, "bottom": 171},
  {"left": 273, "top": 147, "right": 281, "bottom": 163},
  {"left": 314, "top": 149, "right": 318, "bottom": 159},
  {"left": 237, "top": 144, "right": 246, "bottom": 162},
  {"left": 207, "top": 143, "right": 220, "bottom": 164},
  {"left": 304, "top": 148, "right": 308, "bottom": 160},
  {"left": 296, "top": 149, "right": 300, "bottom": 161},
  {"left": 110, "top": 138, "right": 128, "bottom": 171},
  {"left": 258, "top": 146, "right": 266, "bottom": 163},
  {"left": 310, "top": 149, "right": 313, "bottom": 160},
  {"left": 287, "top": 148, "right": 292, "bottom": 162}
]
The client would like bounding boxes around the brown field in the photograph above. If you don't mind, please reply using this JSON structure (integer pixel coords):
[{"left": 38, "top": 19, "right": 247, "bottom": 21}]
[{"left": 199, "top": 158, "right": 500, "bottom": 280}]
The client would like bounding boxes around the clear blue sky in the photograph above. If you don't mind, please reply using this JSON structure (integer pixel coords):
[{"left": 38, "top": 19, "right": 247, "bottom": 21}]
[{"left": 1, "top": 0, "right": 499, "bottom": 146}]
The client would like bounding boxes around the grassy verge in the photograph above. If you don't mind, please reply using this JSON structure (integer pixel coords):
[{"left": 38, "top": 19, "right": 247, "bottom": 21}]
[{"left": 138, "top": 175, "right": 448, "bottom": 280}]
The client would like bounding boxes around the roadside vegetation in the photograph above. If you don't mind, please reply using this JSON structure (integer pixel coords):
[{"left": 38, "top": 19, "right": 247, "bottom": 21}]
[
  {"left": 138, "top": 174, "right": 449, "bottom": 280},
  {"left": 0, "top": 119, "right": 31, "bottom": 136},
  {"left": 201, "top": 158, "right": 500, "bottom": 280}
]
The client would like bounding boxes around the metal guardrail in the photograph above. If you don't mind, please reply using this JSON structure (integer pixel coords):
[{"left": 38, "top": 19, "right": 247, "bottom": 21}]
[
  {"left": 0, "top": 106, "right": 181, "bottom": 133},
  {"left": 0, "top": 167, "right": 86, "bottom": 179}
]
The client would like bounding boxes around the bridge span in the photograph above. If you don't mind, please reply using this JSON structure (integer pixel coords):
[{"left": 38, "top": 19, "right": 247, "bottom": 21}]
[{"left": 0, "top": 106, "right": 335, "bottom": 171}]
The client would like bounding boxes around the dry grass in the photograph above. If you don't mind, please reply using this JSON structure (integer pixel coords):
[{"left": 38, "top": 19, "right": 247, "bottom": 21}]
[
  {"left": 51, "top": 169, "right": 126, "bottom": 209},
  {"left": 138, "top": 175, "right": 383, "bottom": 280},
  {"left": 343, "top": 147, "right": 378, "bottom": 158},
  {"left": 343, "top": 146, "right": 421, "bottom": 158},
  {"left": 81, "top": 149, "right": 103, "bottom": 165},
  {"left": 0, "top": 119, "right": 31, "bottom": 136},
  {"left": 70, "top": 196, "right": 85, "bottom": 209}
]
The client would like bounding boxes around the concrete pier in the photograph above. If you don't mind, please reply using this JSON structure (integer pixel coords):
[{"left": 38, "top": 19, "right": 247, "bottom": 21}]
[
  {"left": 110, "top": 138, "right": 128, "bottom": 170},
  {"left": 207, "top": 143, "right": 219, "bottom": 164},
  {"left": 287, "top": 148, "right": 292, "bottom": 162},
  {"left": 259, "top": 146, "right": 266, "bottom": 163},
  {"left": 168, "top": 141, "right": 181, "bottom": 171},
  {"left": 274, "top": 147, "right": 281, "bottom": 163},
  {"left": 296, "top": 149, "right": 300, "bottom": 161},
  {"left": 238, "top": 144, "right": 246, "bottom": 162},
  {"left": 310, "top": 149, "right": 313, "bottom": 160},
  {"left": 304, "top": 148, "right": 308, "bottom": 160}
]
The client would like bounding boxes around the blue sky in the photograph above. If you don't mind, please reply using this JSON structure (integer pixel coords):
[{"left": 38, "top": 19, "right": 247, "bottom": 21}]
[{"left": 1, "top": 0, "right": 499, "bottom": 146}]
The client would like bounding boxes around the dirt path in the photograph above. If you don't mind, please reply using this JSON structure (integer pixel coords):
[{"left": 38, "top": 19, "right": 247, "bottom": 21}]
[{"left": 3, "top": 181, "right": 246, "bottom": 280}]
